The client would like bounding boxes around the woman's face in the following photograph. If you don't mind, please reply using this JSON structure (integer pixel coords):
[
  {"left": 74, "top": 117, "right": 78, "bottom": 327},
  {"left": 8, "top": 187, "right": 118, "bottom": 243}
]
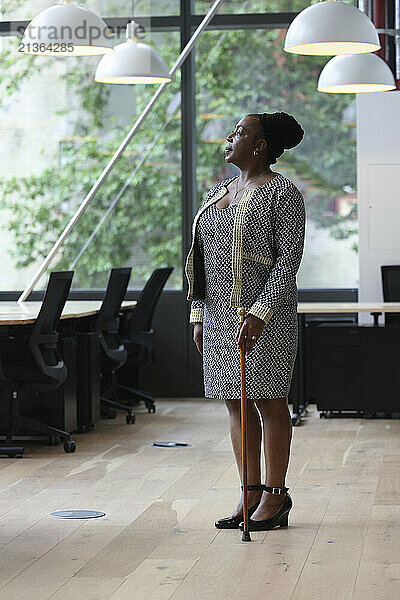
[{"left": 224, "top": 115, "right": 264, "bottom": 167}]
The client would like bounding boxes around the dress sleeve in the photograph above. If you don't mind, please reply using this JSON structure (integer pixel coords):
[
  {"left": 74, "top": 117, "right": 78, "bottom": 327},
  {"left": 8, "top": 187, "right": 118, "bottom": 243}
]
[
  {"left": 189, "top": 210, "right": 205, "bottom": 324},
  {"left": 190, "top": 300, "right": 204, "bottom": 324},
  {"left": 188, "top": 182, "right": 222, "bottom": 325},
  {"left": 247, "top": 185, "right": 306, "bottom": 325}
]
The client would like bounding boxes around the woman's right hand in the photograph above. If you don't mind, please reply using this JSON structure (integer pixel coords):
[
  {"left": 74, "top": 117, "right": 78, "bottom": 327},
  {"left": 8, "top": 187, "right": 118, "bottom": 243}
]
[{"left": 193, "top": 322, "right": 203, "bottom": 355}]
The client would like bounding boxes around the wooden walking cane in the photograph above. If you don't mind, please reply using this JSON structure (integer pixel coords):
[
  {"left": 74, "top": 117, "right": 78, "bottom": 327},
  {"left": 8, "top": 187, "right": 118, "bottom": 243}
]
[{"left": 237, "top": 307, "right": 252, "bottom": 542}]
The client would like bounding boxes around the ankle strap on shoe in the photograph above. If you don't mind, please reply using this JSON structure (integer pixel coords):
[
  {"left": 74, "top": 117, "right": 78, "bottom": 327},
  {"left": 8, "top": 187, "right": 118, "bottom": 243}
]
[{"left": 241, "top": 484, "right": 289, "bottom": 494}]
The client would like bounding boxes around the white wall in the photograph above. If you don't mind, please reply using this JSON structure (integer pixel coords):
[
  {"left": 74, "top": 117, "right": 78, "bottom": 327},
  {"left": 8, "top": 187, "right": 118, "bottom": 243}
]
[{"left": 356, "top": 90, "right": 400, "bottom": 324}]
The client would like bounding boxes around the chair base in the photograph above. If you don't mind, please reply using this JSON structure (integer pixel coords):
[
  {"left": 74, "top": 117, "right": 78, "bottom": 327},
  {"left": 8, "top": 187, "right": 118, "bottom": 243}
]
[
  {"left": 0, "top": 392, "right": 76, "bottom": 456},
  {"left": 100, "top": 395, "right": 136, "bottom": 424},
  {"left": 100, "top": 369, "right": 155, "bottom": 419},
  {"left": 117, "top": 384, "right": 156, "bottom": 414},
  {"left": 0, "top": 414, "right": 71, "bottom": 439}
]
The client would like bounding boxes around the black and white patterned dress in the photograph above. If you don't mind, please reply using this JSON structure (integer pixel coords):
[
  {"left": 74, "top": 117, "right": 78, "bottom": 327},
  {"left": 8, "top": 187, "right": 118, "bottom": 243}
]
[{"left": 195, "top": 175, "right": 303, "bottom": 400}]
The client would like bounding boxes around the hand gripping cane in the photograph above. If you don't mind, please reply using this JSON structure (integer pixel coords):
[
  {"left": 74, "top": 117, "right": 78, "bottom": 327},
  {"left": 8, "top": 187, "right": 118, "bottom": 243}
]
[{"left": 237, "top": 307, "right": 252, "bottom": 542}]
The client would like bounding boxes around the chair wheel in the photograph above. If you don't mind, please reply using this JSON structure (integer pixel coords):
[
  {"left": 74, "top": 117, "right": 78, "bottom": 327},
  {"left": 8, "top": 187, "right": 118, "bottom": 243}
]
[
  {"left": 145, "top": 400, "right": 156, "bottom": 413},
  {"left": 126, "top": 413, "right": 136, "bottom": 424},
  {"left": 64, "top": 440, "right": 76, "bottom": 453},
  {"left": 48, "top": 434, "right": 60, "bottom": 445}
]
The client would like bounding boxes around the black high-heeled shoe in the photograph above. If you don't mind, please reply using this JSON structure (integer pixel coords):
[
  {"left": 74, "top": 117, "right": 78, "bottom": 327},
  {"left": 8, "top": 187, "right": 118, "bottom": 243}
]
[
  {"left": 238, "top": 484, "right": 292, "bottom": 531},
  {"left": 214, "top": 495, "right": 262, "bottom": 529}
]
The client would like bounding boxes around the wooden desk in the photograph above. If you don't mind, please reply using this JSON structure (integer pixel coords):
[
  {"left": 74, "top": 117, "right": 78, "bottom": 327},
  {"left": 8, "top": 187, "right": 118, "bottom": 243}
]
[
  {"left": 0, "top": 300, "right": 136, "bottom": 325},
  {"left": 293, "top": 302, "right": 400, "bottom": 426},
  {"left": 0, "top": 300, "right": 137, "bottom": 453}
]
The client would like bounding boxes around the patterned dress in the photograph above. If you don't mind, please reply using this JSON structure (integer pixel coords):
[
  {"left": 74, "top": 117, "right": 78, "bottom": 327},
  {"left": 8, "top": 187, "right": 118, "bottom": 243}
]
[{"left": 196, "top": 181, "right": 300, "bottom": 400}]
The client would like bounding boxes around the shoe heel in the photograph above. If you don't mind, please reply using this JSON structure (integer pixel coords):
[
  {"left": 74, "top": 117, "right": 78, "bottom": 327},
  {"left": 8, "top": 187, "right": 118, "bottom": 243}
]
[{"left": 279, "top": 512, "right": 289, "bottom": 527}]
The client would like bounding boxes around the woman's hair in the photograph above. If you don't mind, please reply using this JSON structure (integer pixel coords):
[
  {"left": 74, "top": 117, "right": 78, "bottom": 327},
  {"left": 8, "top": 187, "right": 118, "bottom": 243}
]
[{"left": 257, "top": 112, "right": 304, "bottom": 165}]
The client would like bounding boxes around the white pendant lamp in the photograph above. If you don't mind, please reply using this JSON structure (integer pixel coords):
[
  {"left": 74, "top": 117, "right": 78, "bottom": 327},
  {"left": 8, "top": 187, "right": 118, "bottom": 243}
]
[
  {"left": 19, "top": 1, "right": 113, "bottom": 56},
  {"left": 317, "top": 53, "right": 396, "bottom": 92},
  {"left": 95, "top": 21, "right": 172, "bottom": 84},
  {"left": 284, "top": 1, "right": 380, "bottom": 56}
]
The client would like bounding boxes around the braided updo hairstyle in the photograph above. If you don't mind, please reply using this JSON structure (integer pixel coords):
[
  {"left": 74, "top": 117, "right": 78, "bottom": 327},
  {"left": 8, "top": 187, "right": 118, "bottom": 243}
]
[{"left": 258, "top": 112, "right": 304, "bottom": 165}]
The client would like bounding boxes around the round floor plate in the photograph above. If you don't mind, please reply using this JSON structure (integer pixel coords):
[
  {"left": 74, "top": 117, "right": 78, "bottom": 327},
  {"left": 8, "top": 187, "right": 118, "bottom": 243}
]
[
  {"left": 49, "top": 510, "right": 106, "bottom": 519},
  {"left": 153, "top": 441, "right": 191, "bottom": 447}
]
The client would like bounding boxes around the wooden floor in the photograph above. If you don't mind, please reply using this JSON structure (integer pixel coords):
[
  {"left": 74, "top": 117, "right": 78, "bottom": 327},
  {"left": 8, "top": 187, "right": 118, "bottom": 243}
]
[{"left": 0, "top": 398, "right": 399, "bottom": 600}]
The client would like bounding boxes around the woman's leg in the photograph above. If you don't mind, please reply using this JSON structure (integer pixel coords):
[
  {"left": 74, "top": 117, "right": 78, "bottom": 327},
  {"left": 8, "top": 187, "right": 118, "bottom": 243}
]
[
  {"left": 250, "top": 396, "right": 293, "bottom": 521},
  {"left": 225, "top": 398, "right": 263, "bottom": 518}
]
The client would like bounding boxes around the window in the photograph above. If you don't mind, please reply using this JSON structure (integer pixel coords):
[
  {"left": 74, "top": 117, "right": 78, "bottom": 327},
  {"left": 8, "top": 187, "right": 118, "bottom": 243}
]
[
  {"left": 0, "top": 2, "right": 359, "bottom": 293},
  {"left": 92, "top": 0, "right": 180, "bottom": 17},
  {"left": 0, "top": 19, "right": 181, "bottom": 290},
  {"left": 195, "top": 0, "right": 356, "bottom": 15},
  {"left": 0, "top": 0, "right": 180, "bottom": 19}
]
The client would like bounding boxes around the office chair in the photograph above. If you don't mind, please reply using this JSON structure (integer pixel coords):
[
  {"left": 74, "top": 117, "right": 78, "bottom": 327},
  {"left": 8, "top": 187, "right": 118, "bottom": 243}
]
[
  {"left": 0, "top": 271, "right": 75, "bottom": 457},
  {"left": 117, "top": 266, "right": 174, "bottom": 414},
  {"left": 94, "top": 267, "right": 135, "bottom": 424},
  {"left": 381, "top": 265, "right": 400, "bottom": 326}
]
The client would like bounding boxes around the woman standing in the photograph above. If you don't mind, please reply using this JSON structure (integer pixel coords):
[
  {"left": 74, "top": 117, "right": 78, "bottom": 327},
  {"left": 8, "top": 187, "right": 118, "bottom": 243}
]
[{"left": 185, "top": 111, "right": 306, "bottom": 531}]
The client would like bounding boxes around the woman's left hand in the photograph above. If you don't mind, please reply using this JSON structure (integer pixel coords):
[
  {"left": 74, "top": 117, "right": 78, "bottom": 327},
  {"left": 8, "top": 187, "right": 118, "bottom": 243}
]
[{"left": 236, "top": 314, "right": 265, "bottom": 356}]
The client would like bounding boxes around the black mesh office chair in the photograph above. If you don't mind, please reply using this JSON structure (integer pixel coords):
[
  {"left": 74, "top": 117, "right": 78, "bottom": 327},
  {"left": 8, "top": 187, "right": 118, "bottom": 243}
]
[
  {"left": 381, "top": 265, "right": 400, "bottom": 326},
  {"left": 117, "top": 266, "right": 174, "bottom": 414},
  {"left": 0, "top": 271, "right": 75, "bottom": 457},
  {"left": 94, "top": 267, "right": 135, "bottom": 424}
]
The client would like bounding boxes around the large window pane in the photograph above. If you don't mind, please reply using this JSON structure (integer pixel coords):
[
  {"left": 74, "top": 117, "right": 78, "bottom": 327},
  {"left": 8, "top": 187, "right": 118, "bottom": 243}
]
[
  {"left": 0, "top": 28, "right": 181, "bottom": 291},
  {"left": 0, "top": 0, "right": 179, "bottom": 20},
  {"left": 195, "top": 0, "right": 357, "bottom": 14},
  {"left": 196, "top": 29, "right": 358, "bottom": 288},
  {"left": 92, "top": 0, "right": 180, "bottom": 17}
]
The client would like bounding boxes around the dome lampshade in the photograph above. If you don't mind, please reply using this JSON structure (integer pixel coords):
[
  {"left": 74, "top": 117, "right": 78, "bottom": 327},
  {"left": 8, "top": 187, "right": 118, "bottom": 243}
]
[
  {"left": 95, "top": 21, "right": 172, "bottom": 84},
  {"left": 317, "top": 53, "right": 396, "bottom": 93},
  {"left": 284, "top": 1, "right": 380, "bottom": 56},
  {"left": 19, "top": 1, "right": 114, "bottom": 56}
]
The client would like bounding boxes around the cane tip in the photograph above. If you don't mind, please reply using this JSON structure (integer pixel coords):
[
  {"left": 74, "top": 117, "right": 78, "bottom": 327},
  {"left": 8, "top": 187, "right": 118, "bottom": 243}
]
[{"left": 241, "top": 531, "right": 252, "bottom": 542}]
